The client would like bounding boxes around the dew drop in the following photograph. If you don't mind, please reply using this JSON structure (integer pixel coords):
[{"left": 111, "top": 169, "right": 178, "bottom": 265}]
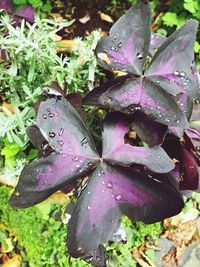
[
  {"left": 87, "top": 162, "right": 93, "bottom": 167},
  {"left": 87, "top": 205, "right": 92, "bottom": 210},
  {"left": 179, "top": 71, "right": 186, "bottom": 77},
  {"left": 102, "top": 180, "right": 105, "bottom": 185},
  {"left": 75, "top": 164, "right": 80, "bottom": 168},
  {"left": 107, "top": 182, "right": 113, "bottom": 188},
  {"left": 47, "top": 108, "right": 51, "bottom": 112},
  {"left": 118, "top": 42, "right": 122, "bottom": 48},
  {"left": 58, "top": 127, "right": 64, "bottom": 136},
  {"left": 42, "top": 114, "right": 47, "bottom": 119},
  {"left": 116, "top": 195, "right": 122, "bottom": 200},
  {"left": 121, "top": 68, "right": 127, "bottom": 72},
  {"left": 156, "top": 81, "right": 160, "bottom": 84},
  {"left": 157, "top": 155, "right": 161, "bottom": 159},
  {"left": 113, "top": 35, "right": 117, "bottom": 40},
  {"left": 72, "top": 156, "right": 79, "bottom": 162},
  {"left": 111, "top": 46, "right": 115, "bottom": 51},
  {"left": 136, "top": 53, "right": 143, "bottom": 59},
  {"left": 58, "top": 140, "right": 64, "bottom": 146},
  {"left": 62, "top": 153, "right": 67, "bottom": 158},
  {"left": 77, "top": 246, "right": 84, "bottom": 252},
  {"left": 48, "top": 113, "right": 55, "bottom": 118},
  {"left": 176, "top": 119, "right": 180, "bottom": 124},
  {"left": 174, "top": 71, "right": 179, "bottom": 76},
  {"left": 68, "top": 148, "right": 72, "bottom": 152},
  {"left": 81, "top": 137, "right": 88, "bottom": 146},
  {"left": 49, "top": 132, "right": 56, "bottom": 138},
  {"left": 165, "top": 118, "right": 170, "bottom": 123},
  {"left": 87, "top": 191, "right": 90, "bottom": 195}
]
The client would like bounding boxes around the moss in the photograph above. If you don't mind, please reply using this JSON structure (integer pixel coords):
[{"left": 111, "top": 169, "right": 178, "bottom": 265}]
[{"left": 0, "top": 186, "right": 87, "bottom": 266}]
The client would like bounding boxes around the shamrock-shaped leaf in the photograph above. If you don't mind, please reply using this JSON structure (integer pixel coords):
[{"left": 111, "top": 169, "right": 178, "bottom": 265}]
[
  {"left": 10, "top": 98, "right": 99, "bottom": 207},
  {"left": 10, "top": 96, "right": 183, "bottom": 262},
  {"left": 85, "top": 0, "right": 199, "bottom": 137}
]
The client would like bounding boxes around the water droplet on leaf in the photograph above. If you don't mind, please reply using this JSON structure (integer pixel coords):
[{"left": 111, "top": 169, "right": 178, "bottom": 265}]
[
  {"left": 107, "top": 182, "right": 112, "bottom": 188},
  {"left": 116, "top": 195, "right": 121, "bottom": 200},
  {"left": 48, "top": 113, "right": 55, "bottom": 118},
  {"left": 136, "top": 53, "right": 143, "bottom": 59},
  {"left": 49, "top": 132, "right": 56, "bottom": 138}
]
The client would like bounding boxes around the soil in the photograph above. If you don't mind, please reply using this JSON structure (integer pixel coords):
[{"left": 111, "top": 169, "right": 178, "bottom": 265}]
[{"left": 51, "top": 0, "right": 132, "bottom": 38}]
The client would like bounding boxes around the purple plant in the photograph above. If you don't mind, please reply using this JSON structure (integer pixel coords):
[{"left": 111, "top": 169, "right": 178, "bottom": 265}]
[
  {"left": 9, "top": 0, "right": 200, "bottom": 266},
  {"left": 0, "top": 0, "right": 34, "bottom": 23}
]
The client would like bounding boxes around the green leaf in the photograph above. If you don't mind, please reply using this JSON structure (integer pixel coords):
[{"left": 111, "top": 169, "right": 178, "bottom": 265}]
[
  {"left": 145, "top": 249, "right": 155, "bottom": 262},
  {"left": 184, "top": 0, "right": 197, "bottom": 13},
  {"left": 1, "top": 140, "right": 20, "bottom": 158},
  {"left": 27, "top": 148, "right": 38, "bottom": 160},
  {"left": 162, "top": 12, "right": 178, "bottom": 27},
  {"left": 194, "top": 41, "right": 200, "bottom": 53},
  {"left": 191, "top": 120, "right": 200, "bottom": 126},
  {"left": 14, "top": 0, "right": 27, "bottom": 5}
]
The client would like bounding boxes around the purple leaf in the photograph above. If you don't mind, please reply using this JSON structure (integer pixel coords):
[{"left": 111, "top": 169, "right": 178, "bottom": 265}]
[
  {"left": 168, "top": 94, "right": 193, "bottom": 136},
  {"left": 192, "top": 62, "right": 200, "bottom": 89},
  {"left": 15, "top": 5, "right": 34, "bottom": 23},
  {"left": 95, "top": 1, "right": 151, "bottom": 75},
  {"left": 82, "top": 244, "right": 108, "bottom": 267},
  {"left": 67, "top": 163, "right": 183, "bottom": 258},
  {"left": 0, "top": 0, "right": 13, "bottom": 14},
  {"left": 9, "top": 152, "right": 97, "bottom": 208},
  {"left": 102, "top": 113, "right": 174, "bottom": 173},
  {"left": 98, "top": 78, "right": 188, "bottom": 136},
  {"left": 10, "top": 97, "right": 100, "bottom": 208},
  {"left": 179, "top": 146, "right": 199, "bottom": 190},
  {"left": 83, "top": 75, "right": 129, "bottom": 105},
  {"left": 26, "top": 124, "right": 54, "bottom": 157},
  {"left": 162, "top": 134, "right": 199, "bottom": 191},
  {"left": 131, "top": 112, "right": 167, "bottom": 146},
  {"left": 149, "top": 33, "right": 167, "bottom": 57},
  {"left": 146, "top": 20, "right": 199, "bottom": 99},
  {"left": 36, "top": 97, "right": 98, "bottom": 159}
]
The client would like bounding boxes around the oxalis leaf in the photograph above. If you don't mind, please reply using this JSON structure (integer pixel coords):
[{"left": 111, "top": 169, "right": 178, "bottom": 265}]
[
  {"left": 85, "top": 0, "right": 200, "bottom": 138},
  {"left": 9, "top": 95, "right": 184, "bottom": 265}
]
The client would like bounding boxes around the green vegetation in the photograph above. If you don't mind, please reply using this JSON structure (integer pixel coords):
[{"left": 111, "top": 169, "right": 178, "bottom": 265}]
[{"left": 107, "top": 216, "right": 162, "bottom": 267}]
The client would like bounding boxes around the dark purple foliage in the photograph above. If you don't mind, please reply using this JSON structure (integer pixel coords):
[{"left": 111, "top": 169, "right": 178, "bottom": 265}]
[
  {"left": 9, "top": 1, "right": 200, "bottom": 266},
  {"left": 10, "top": 95, "right": 184, "bottom": 263},
  {"left": 84, "top": 1, "right": 199, "bottom": 137},
  {"left": 0, "top": 0, "right": 34, "bottom": 23}
]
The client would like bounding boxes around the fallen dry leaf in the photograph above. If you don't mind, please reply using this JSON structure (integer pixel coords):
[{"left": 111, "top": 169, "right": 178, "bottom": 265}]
[
  {"left": 98, "top": 12, "right": 113, "bottom": 23},
  {"left": 2, "top": 254, "right": 21, "bottom": 267},
  {"left": 48, "top": 191, "right": 70, "bottom": 205},
  {"left": 132, "top": 247, "right": 155, "bottom": 267},
  {"left": 56, "top": 40, "right": 77, "bottom": 53},
  {"left": 1, "top": 100, "right": 14, "bottom": 113},
  {"left": 79, "top": 14, "right": 90, "bottom": 24}
]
